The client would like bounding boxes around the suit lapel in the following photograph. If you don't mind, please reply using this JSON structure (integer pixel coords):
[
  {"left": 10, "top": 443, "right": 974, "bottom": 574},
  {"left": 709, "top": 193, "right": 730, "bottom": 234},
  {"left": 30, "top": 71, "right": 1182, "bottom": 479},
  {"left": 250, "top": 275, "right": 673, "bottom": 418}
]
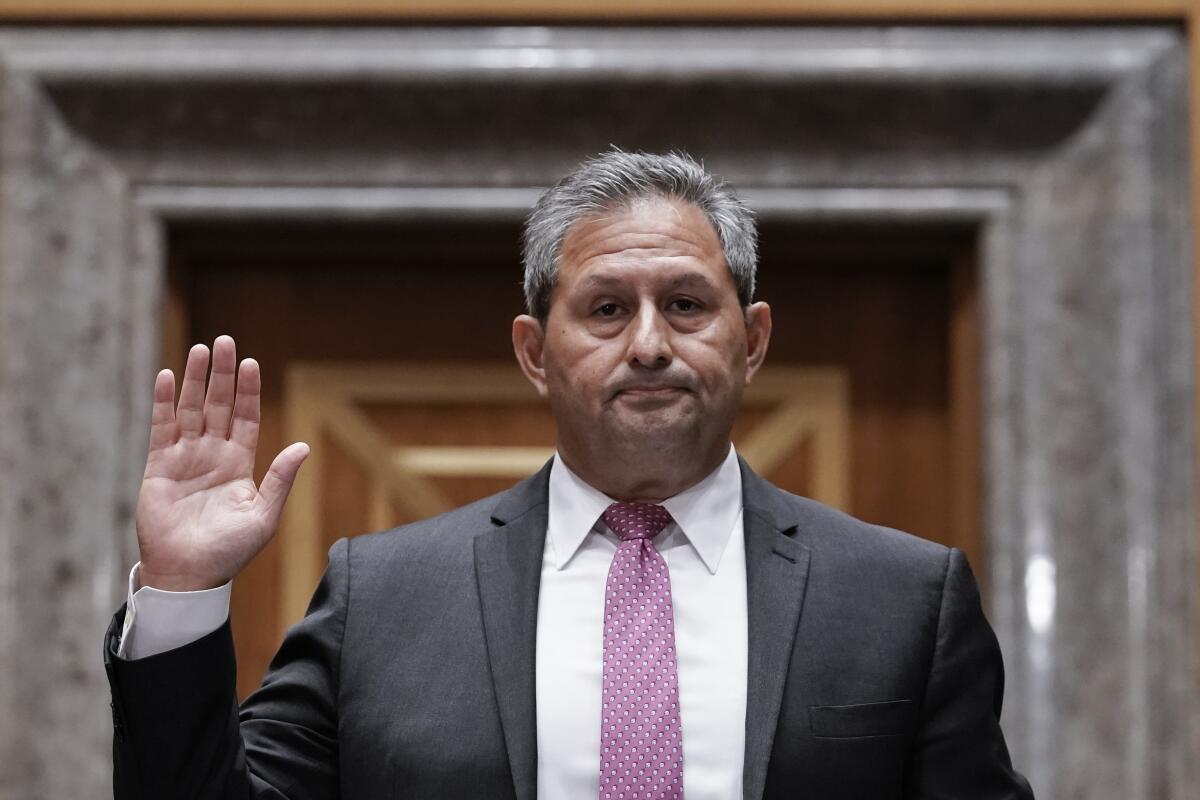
[
  {"left": 474, "top": 462, "right": 552, "bottom": 800},
  {"left": 739, "top": 459, "right": 812, "bottom": 800}
]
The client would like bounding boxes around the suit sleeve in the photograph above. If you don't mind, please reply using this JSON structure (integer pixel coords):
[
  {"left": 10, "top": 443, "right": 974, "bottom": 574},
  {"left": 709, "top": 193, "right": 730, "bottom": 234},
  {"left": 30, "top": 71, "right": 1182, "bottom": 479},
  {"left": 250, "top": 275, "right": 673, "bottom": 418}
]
[
  {"left": 104, "top": 537, "right": 350, "bottom": 800},
  {"left": 904, "top": 548, "right": 1035, "bottom": 799}
]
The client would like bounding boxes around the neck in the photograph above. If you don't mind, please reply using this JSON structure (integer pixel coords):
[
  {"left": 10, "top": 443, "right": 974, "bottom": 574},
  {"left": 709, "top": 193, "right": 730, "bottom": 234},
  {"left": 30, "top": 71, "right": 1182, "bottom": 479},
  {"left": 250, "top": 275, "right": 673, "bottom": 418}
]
[{"left": 556, "top": 437, "right": 730, "bottom": 503}]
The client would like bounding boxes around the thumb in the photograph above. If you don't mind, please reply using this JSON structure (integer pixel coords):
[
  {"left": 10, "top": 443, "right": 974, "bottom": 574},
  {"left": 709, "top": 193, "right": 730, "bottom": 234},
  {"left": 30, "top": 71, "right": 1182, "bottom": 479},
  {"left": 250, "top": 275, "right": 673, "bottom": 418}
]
[{"left": 259, "top": 442, "right": 310, "bottom": 528}]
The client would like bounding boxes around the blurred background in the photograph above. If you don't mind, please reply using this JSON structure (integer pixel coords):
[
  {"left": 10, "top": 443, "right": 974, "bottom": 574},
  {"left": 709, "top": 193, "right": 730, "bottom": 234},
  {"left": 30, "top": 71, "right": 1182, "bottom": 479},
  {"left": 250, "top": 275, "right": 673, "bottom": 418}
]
[{"left": 0, "top": 2, "right": 1197, "bottom": 799}]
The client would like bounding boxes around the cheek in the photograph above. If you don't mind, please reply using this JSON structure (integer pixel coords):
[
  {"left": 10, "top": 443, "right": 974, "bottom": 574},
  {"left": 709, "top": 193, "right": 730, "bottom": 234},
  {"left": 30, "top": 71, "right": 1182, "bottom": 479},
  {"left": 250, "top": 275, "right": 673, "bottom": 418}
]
[
  {"left": 682, "top": 328, "right": 747, "bottom": 387},
  {"left": 543, "top": 335, "right": 616, "bottom": 395}
]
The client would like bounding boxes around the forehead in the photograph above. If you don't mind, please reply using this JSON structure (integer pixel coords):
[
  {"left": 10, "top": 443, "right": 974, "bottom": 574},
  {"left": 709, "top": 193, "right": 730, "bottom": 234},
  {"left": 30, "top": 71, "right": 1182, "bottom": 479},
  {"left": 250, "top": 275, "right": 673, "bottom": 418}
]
[{"left": 557, "top": 196, "right": 727, "bottom": 283}]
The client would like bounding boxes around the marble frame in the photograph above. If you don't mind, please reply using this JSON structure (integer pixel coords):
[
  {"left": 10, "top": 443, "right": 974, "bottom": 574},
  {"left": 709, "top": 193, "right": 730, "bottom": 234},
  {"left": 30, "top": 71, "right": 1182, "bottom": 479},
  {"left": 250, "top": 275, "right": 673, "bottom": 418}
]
[{"left": 0, "top": 26, "right": 1194, "bottom": 799}]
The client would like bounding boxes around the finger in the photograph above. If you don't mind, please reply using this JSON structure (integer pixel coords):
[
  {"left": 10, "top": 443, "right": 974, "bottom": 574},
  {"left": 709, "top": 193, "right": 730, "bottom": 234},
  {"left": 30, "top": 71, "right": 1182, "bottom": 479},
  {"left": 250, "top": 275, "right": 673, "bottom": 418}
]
[
  {"left": 229, "top": 358, "right": 262, "bottom": 452},
  {"left": 147, "top": 369, "right": 178, "bottom": 451},
  {"left": 203, "top": 335, "right": 237, "bottom": 438},
  {"left": 176, "top": 344, "right": 210, "bottom": 439},
  {"left": 258, "top": 442, "right": 310, "bottom": 529}
]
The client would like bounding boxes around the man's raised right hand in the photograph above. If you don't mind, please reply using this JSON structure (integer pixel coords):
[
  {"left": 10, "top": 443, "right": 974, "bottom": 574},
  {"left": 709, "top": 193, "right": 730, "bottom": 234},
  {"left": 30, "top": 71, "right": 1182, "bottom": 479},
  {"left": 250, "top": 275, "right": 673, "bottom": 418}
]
[{"left": 135, "top": 335, "right": 309, "bottom": 592}]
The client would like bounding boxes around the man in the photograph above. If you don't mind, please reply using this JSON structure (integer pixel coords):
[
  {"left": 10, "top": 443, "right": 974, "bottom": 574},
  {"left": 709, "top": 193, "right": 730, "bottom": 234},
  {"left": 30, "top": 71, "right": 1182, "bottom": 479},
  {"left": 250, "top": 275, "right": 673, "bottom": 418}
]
[{"left": 104, "top": 150, "right": 1033, "bottom": 799}]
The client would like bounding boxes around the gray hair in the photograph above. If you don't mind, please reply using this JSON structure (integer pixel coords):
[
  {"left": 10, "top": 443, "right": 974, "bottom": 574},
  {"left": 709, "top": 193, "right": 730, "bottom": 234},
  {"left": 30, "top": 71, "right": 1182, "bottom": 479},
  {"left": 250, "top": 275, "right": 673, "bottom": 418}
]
[{"left": 521, "top": 149, "right": 758, "bottom": 322}]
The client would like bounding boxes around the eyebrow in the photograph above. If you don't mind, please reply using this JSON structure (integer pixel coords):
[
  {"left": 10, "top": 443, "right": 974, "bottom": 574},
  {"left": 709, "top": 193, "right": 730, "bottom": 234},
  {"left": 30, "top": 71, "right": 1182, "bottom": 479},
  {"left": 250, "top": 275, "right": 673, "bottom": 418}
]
[{"left": 578, "top": 271, "right": 720, "bottom": 292}]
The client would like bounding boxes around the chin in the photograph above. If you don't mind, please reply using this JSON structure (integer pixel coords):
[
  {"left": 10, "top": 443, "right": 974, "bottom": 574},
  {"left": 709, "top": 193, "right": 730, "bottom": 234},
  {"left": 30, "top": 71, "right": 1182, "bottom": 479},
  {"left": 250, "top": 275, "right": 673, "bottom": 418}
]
[{"left": 606, "top": 413, "right": 699, "bottom": 450}]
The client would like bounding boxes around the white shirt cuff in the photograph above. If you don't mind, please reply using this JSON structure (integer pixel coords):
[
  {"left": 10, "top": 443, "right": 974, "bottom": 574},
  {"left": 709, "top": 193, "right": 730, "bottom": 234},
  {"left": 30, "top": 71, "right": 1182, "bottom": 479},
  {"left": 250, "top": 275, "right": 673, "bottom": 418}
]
[{"left": 117, "top": 563, "right": 232, "bottom": 660}]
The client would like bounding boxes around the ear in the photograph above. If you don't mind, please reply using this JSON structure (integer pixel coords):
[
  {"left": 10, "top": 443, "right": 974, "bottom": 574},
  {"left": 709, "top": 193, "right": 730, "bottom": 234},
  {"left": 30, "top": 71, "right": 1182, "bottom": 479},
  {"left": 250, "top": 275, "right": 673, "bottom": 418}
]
[
  {"left": 512, "top": 314, "right": 550, "bottom": 398},
  {"left": 743, "top": 302, "right": 772, "bottom": 384}
]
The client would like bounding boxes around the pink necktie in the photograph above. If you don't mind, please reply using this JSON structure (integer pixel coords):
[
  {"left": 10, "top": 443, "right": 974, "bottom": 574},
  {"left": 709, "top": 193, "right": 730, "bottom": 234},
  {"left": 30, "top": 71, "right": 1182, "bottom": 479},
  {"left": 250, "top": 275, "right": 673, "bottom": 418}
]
[{"left": 598, "top": 502, "right": 684, "bottom": 800}]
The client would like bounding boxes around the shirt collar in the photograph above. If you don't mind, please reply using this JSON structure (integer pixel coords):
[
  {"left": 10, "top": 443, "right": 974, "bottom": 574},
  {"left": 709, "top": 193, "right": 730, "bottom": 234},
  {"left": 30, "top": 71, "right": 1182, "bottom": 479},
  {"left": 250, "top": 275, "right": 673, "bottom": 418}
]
[{"left": 546, "top": 445, "right": 743, "bottom": 575}]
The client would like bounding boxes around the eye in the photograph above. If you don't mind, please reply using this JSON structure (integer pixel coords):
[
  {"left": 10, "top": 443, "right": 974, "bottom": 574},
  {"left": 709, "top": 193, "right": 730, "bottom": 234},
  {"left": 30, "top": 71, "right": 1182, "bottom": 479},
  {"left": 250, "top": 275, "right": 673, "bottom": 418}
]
[
  {"left": 595, "top": 302, "right": 621, "bottom": 317},
  {"left": 670, "top": 298, "right": 700, "bottom": 312}
]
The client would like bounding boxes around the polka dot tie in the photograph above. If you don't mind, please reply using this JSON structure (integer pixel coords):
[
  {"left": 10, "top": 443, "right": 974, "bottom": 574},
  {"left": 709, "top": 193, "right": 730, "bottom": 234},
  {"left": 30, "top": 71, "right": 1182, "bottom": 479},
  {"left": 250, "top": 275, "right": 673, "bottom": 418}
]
[{"left": 598, "top": 501, "right": 684, "bottom": 800}]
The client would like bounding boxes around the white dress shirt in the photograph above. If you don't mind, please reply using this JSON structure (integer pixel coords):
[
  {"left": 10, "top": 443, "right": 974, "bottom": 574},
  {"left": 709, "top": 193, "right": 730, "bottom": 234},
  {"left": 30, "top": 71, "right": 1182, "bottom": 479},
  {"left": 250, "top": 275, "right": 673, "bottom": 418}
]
[
  {"left": 119, "top": 447, "right": 749, "bottom": 798},
  {"left": 537, "top": 447, "right": 747, "bottom": 799}
]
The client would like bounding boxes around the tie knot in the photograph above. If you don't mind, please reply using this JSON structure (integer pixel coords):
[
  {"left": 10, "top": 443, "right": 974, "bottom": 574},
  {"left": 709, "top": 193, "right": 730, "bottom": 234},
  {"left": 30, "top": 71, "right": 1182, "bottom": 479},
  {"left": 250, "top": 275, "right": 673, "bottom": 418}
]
[{"left": 602, "top": 502, "right": 673, "bottom": 541}]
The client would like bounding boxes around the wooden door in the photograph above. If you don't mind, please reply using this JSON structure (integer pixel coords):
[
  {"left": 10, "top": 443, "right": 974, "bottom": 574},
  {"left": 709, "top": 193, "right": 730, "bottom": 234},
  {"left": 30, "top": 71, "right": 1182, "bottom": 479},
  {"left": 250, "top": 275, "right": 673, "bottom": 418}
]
[{"left": 168, "top": 218, "right": 978, "bottom": 698}]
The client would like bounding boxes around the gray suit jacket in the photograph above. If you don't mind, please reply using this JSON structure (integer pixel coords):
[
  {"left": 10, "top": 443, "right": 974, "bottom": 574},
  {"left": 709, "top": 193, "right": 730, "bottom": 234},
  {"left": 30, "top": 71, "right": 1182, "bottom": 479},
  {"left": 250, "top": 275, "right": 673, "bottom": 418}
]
[{"left": 104, "top": 458, "right": 1032, "bottom": 799}]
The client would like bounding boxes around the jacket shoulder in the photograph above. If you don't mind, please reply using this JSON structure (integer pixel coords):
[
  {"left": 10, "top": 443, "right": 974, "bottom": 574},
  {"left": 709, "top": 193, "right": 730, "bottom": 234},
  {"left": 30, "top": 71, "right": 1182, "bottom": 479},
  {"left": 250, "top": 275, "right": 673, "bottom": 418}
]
[
  {"left": 767, "top": 486, "right": 956, "bottom": 581},
  {"left": 345, "top": 459, "right": 552, "bottom": 560},
  {"left": 346, "top": 489, "right": 510, "bottom": 558}
]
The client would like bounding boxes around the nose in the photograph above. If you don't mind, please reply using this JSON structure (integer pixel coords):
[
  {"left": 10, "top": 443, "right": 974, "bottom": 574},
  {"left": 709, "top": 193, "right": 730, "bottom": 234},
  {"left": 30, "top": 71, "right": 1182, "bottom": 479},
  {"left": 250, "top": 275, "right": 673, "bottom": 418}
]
[{"left": 626, "top": 300, "right": 673, "bottom": 368}]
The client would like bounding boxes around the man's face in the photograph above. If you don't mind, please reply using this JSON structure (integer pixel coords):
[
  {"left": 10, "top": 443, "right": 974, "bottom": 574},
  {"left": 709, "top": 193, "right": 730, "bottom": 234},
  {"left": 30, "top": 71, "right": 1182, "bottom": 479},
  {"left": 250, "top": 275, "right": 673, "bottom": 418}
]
[{"left": 515, "top": 195, "right": 770, "bottom": 463}]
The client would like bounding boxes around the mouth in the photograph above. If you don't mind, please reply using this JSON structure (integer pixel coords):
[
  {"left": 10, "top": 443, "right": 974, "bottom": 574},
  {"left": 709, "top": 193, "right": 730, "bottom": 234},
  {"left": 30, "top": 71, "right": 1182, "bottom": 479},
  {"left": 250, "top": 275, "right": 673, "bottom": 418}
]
[
  {"left": 614, "top": 385, "right": 688, "bottom": 401},
  {"left": 622, "top": 385, "right": 680, "bottom": 393}
]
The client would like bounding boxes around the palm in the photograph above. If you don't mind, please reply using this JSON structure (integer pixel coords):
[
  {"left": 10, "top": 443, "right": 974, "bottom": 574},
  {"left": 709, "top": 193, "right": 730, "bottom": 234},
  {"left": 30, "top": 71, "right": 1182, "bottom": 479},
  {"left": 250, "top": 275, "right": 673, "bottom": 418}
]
[
  {"left": 135, "top": 337, "right": 308, "bottom": 591},
  {"left": 140, "top": 437, "right": 260, "bottom": 578}
]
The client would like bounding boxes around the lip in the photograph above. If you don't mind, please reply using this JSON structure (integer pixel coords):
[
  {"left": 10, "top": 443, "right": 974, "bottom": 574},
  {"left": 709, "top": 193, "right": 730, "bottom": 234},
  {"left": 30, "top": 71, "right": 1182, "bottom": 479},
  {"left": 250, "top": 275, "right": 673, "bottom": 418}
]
[{"left": 616, "top": 386, "right": 686, "bottom": 398}]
